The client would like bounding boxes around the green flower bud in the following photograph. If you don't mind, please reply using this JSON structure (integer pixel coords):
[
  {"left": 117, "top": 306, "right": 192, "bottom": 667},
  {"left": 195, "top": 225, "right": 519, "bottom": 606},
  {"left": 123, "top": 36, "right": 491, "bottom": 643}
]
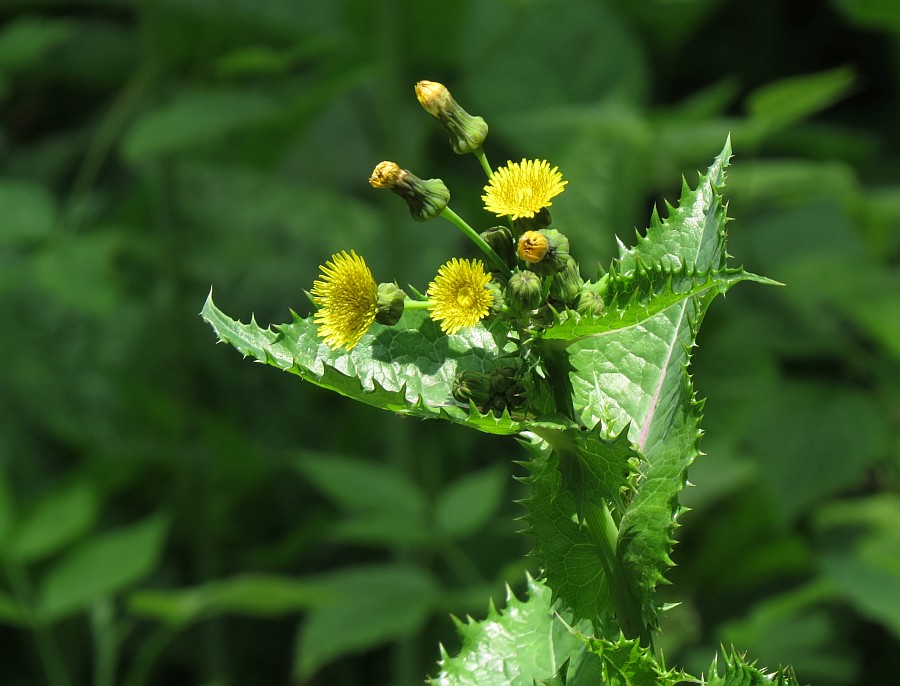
[
  {"left": 520, "top": 228, "right": 570, "bottom": 276},
  {"left": 512, "top": 207, "right": 552, "bottom": 234},
  {"left": 415, "top": 80, "right": 489, "bottom": 155},
  {"left": 369, "top": 161, "right": 450, "bottom": 222},
  {"left": 479, "top": 226, "right": 516, "bottom": 269},
  {"left": 452, "top": 370, "right": 492, "bottom": 407},
  {"left": 506, "top": 270, "right": 544, "bottom": 312},
  {"left": 549, "top": 256, "right": 582, "bottom": 305},
  {"left": 576, "top": 285, "right": 605, "bottom": 317},
  {"left": 374, "top": 282, "right": 406, "bottom": 326}
]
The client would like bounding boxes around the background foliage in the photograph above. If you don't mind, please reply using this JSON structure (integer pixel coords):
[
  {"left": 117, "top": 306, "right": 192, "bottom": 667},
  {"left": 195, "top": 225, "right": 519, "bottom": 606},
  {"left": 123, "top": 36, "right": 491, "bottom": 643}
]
[{"left": 0, "top": 1, "right": 898, "bottom": 685}]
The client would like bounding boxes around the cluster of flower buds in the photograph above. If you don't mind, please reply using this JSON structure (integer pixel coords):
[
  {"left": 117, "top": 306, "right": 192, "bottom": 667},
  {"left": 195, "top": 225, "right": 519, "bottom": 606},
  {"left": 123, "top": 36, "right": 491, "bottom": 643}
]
[{"left": 310, "top": 80, "right": 606, "bottom": 416}]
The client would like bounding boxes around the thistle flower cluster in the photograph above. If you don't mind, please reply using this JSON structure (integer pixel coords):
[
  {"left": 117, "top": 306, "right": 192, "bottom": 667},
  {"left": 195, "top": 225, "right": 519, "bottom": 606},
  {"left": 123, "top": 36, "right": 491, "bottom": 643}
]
[{"left": 309, "top": 81, "right": 605, "bottom": 411}]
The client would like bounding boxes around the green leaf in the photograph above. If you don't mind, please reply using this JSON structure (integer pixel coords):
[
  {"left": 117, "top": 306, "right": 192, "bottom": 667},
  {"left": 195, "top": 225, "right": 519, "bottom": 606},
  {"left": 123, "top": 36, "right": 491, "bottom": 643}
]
[
  {"left": 0, "top": 471, "right": 12, "bottom": 553},
  {"left": 6, "top": 481, "right": 98, "bottom": 564},
  {"left": 292, "top": 452, "right": 425, "bottom": 515},
  {"left": 519, "top": 435, "right": 615, "bottom": 634},
  {"left": 0, "top": 179, "right": 57, "bottom": 243},
  {"left": 38, "top": 513, "right": 168, "bottom": 623},
  {"left": 542, "top": 266, "right": 775, "bottom": 342},
  {"left": 539, "top": 141, "right": 734, "bottom": 630},
  {"left": 0, "top": 16, "right": 73, "bottom": 72},
  {"left": 0, "top": 590, "right": 23, "bottom": 627},
  {"left": 585, "top": 634, "right": 684, "bottom": 686},
  {"left": 433, "top": 575, "right": 597, "bottom": 686},
  {"left": 129, "top": 574, "right": 323, "bottom": 626},
  {"left": 293, "top": 452, "right": 430, "bottom": 547},
  {"left": 814, "top": 494, "right": 900, "bottom": 640},
  {"left": 746, "top": 66, "right": 856, "bottom": 132},
  {"left": 434, "top": 466, "right": 507, "bottom": 539},
  {"left": 832, "top": 0, "right": 900, "bottom": 32},
  {"left": 202, "top": 296, "right": 558, "bottom": 436},
  {"left": 294, "top": 564, "right": 438, "bottom": 680},
  {"left": 123, "top": 88, "right": 280, "bottom": 161},
  {"left": 705, "top": 649, "right": 800, "bottom": 686}
]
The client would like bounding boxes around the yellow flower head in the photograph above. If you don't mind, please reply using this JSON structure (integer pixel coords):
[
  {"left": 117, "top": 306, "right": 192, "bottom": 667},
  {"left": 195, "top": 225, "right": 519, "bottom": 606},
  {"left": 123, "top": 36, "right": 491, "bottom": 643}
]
[
  {"left": 427, "top": 258, "right": 494, "bottom": 335},
  {"left": 311, "top": 250, "right": 378, "bottom": 350},
  {"left": 482, "top": 159, "right": 567, "bottom": 220}
]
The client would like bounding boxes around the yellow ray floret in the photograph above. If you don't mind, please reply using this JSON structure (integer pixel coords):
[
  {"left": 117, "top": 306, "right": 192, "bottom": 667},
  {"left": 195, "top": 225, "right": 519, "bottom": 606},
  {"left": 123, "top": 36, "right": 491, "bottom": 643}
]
[
  {"left": 427, "top": 258, "right": 494, "bottom": 335},
  {"left": 482, "top": 159, "right": 567, "bottom": 220},
  {"left": 311, "top": 250, "right": 378, "bottom": 350}
]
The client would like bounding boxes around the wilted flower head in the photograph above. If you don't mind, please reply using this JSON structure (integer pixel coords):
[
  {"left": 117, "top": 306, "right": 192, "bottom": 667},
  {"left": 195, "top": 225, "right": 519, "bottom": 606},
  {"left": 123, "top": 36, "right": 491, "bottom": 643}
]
[
  {"left": 427, "top": 258, "right": 494, "bottom": 335},
  {"left": 311, "top": 251, "right": 378, "bottom": 350},
  {"left": 482, "top": 159, "right": 567, "bottom": 220}
]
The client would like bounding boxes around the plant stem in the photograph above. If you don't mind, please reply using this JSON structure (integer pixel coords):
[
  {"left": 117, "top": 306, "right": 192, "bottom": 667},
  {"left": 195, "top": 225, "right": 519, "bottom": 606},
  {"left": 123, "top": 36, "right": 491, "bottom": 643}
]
[
  {"left": 91, "top": 599, "right": 117, "bottom": 686},
  {"left": 583, "top": 501, "right": 649, "bottom": 646},
  {"left": 473, "top": 147, "right": 493, "bottom": 178},
  {"left": 537, "top": 342, "right": 577, "bottom": 423},
  {"left": 3, "top": 562, "right": 72, "bottom": 686},
  {"left": 440, "top": 207, "right": 511, "bottom": 277}
]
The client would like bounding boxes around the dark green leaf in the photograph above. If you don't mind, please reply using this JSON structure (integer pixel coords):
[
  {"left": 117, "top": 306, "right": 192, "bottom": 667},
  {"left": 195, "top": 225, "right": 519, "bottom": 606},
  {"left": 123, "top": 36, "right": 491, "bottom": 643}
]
[
  {"left": 129, "top": 573, "right": 323, "bottom": 626},
  {"left": 0, "top": 179, "right": 56, "bottom": 243},
  {"left": 434, "top": 466, "right": 506, "bottom": 539},
  {"left": 38, "top": 513, "right": 168, "bottom": 622},
  {"left": 0, "top": 16, "right": 72, "bottom": 72},
  {"left": 6, "top": 481, "right": 98, "bottom": 564},
  {"left": 294, "top": 564, "right": 438, "bottom": 680},
  {"left": 123, "top": 89, "right": 281, "bottom": 161}
]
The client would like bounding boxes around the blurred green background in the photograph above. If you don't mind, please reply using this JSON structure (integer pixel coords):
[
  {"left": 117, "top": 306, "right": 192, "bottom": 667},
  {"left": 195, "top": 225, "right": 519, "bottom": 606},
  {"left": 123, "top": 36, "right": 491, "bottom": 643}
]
[{"left": 1, "top": 0, "right": 898, "bottom": 684}]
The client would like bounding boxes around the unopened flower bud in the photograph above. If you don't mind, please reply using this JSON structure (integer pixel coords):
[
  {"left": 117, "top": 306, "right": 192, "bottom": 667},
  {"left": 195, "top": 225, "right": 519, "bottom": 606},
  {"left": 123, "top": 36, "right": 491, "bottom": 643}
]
[
  {"left": 480, "top": 226, "right": 516, "bottom": 269},
  {"left": 415, "top": 80, "right": 488, "bottom": 155},
  {"left": 549, "top": 256, "right": 583, "bottom": 305},
  {"left": 517, "top": 230, "right": 549, "bottom": 264},
  {"left": 519, "top": 229, "right": 570, "bottom": 276},
  {"left": 513, "top": 207, "right": 552, "bottom": 233},
  {"left": 576, "top": 285, "right": 605, "bottom": 317},
  {"left": 375, "top": 282, "right": 406, "bottom": 326},
  {"left": 369, "top": 161, "right": 450, "bottom": 222},
  {"left": 507, "top": 270, "right": 543, "bottom": 312},
  {"left": 452, "top": 370, "right": 492, "bottom": 407}
]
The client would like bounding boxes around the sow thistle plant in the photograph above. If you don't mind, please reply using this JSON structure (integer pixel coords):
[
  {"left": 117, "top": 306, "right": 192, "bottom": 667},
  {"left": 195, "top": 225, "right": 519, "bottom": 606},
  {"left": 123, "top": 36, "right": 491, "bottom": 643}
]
[{"left": 203, "top": 81, "right": 798, "bottom": 684}]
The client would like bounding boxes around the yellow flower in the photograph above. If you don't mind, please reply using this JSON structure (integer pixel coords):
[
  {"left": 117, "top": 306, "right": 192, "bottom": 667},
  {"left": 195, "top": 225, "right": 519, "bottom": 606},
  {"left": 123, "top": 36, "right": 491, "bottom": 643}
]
[
  {"left": 427, "top": 258, "right": 494, "bottom": 335},
  {"left": 311, "top": 250, "right": 378, "bottom": 350},
  {"left": 482, "top": 159, "right": 567, "bottom": 220}
]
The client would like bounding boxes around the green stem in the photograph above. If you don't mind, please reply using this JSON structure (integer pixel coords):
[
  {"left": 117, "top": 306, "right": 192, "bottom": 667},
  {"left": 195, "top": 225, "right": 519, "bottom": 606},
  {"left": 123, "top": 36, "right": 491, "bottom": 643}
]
[
  {"left": 3, "top": 562, "right": 72, "bottom": 686},
  {"left": 91, "top": 599, "right": 117, "bottom": 686},
  {"left": 121, "top": 625, "right": 180, "bottom": 686},
  {"left": 538, "top": 342, "right": 577, "bottom": 423},
  {"left": 403, "top": 299, "right": 433, "bottom": 311},
  {"left": 473, "top": 147, "right": 493, "bottom": 178},
  {"left": 440, "top": 207, "right": 511, "bottom": 277},
  {"left": 583, "top": 501, "right": 649, "bottom": 646}
]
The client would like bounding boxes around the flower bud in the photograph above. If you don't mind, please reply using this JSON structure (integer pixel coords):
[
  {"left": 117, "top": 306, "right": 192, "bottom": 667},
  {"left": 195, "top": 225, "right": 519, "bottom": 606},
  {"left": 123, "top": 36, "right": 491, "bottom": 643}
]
[
  {"left": 369, "top": 161, "right": 450, "bottom": 222},
  {"left": 375, "top": 282, "right": 406, "bottom": 326},
  {"left": 519, "top": 229, "right": 570, "bottom": 276},
  {"left": 512, "top": 207, "right": 552, "bottom": 233},
  {"left": 576, "top": 286, "right": 605, "bottom": 317},
  {"left": 506, "top": 270, "right": 543, "bottom": 313},
  {"left": 415, "top": 80, "right": 488, "bottom": 155},
  {"left": 549, "top": 257, "right": 583, "bottom": 305},
  {"left": 480, "top": 226, "right": 516, "bottom": 269},
  {"left": 452, "top": 370, "right": 492, "bottom": 407}
]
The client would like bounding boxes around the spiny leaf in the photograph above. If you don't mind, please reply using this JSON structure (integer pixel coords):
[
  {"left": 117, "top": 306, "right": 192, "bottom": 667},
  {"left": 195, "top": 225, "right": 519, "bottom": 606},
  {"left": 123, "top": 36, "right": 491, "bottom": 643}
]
[
  {"left": 558, "top": 141, "right": 733, "bottom": 630},
  {"left": 431, "top": 575, "right": 597, "bottom": 686},
  {"left": 543, "top": 265, "right": 775, "bottom": 342},
  {"left": 585, "top": 634, "right": 685, "bottom": 686},
  {"left": 201, "top": 295, "right": 569, "bottom": 436},
  {"left": 518, "top": 436, "right": 616, "bottom": 635},
  {"left": 705, "top": 649, "right": 801, "bottom": 686}
]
